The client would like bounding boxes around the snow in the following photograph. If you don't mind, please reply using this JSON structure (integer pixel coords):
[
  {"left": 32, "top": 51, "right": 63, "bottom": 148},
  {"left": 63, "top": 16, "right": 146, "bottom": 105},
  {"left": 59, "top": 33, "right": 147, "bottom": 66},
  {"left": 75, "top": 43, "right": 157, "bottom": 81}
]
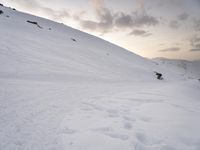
[
  {"left": 0, "top": 5, "right": 200, "bottom": 150},
  {"left": 153, "top": 58, "right": 200, "bottom": 80}
]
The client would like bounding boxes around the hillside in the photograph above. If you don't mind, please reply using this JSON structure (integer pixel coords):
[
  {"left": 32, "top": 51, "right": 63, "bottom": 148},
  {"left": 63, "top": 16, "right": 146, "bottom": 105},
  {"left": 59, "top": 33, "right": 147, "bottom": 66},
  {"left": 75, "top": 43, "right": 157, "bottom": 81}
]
[
  {"left": 1, "top": 5, "right": 200, "bottom": 150},
  {"left": 153, "top": 58, "right": 200, "bottom": 80},
  {"left": 0, "top": 5, "right": 157, "bottom": 82}
]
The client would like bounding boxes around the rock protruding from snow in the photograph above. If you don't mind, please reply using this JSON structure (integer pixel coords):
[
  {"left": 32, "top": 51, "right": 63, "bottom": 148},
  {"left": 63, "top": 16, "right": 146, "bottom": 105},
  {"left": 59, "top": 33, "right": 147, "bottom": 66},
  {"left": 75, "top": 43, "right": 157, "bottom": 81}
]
[
  {"left": 27, "top": 20, "right": 43, "bottom": 29},
  {"left": 0, "top": 10, "right": 3, "bottom": 14}
]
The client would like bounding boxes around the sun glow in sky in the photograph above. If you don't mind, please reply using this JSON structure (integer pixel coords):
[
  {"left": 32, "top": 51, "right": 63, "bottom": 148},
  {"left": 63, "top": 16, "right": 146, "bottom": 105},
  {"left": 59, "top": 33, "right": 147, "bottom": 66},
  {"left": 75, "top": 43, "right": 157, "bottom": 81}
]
[{"left": 1, "top": 0, "right": 200, "bottom": 60}]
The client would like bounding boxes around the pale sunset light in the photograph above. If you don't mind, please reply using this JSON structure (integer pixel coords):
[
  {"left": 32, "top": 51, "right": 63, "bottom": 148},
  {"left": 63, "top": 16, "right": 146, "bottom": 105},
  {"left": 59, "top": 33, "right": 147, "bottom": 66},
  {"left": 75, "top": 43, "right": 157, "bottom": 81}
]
[{"left": 1, "top": 0, "right": 200, "bottom": 60}]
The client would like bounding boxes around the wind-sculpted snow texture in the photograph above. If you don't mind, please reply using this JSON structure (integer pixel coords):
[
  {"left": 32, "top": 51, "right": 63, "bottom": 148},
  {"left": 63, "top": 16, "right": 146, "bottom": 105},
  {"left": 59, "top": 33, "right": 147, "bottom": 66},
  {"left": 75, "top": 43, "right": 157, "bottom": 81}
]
[{"left": 0, "top": 6, "right": 200, "bottom": 150}]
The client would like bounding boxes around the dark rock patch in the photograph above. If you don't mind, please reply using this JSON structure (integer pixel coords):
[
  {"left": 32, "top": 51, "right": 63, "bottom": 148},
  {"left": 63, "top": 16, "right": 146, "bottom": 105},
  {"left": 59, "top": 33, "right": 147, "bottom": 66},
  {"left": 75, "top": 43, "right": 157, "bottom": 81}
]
[
  {"left": 27, "top": 20, "right": 43, "bottom": 29},
  {"left": 0, "top": 10, "right": 3, "bottom": 15},
  {"left": 71, "top": 38, "right": 77, "bottom": 42}
]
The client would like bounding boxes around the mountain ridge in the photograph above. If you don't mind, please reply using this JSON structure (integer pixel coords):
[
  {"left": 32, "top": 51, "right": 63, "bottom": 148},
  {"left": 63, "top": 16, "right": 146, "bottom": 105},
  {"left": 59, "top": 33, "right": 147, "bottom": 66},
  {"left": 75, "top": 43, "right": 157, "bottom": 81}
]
[{"left": 0, "top": 5, "right": 157, "bottom": 82}]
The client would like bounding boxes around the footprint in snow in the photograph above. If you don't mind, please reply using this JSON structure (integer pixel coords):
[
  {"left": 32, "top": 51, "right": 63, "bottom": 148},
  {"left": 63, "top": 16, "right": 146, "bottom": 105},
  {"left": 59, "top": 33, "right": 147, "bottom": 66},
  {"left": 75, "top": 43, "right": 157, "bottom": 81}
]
[
  {"left": 107, "top": 109, "right": 119, "bottom": 118},
  {"left": 123, "top": 115, "right": 136, "bottom": 122},
  {"left": 94, "top": 127, "right": 129, "bottom": 141},
  {"left": 139, "top": 116, "right": 152, "bottom": 122},
  {"left": 60, "top": 127, "right": 78, "bottom": 135},
  {"left": 123, "top": 122, "right": 133, "bottom": 130},
  {"left": 135, "top": 132, "right": 163, "bottom": 146},
  {"left": 106, "top": 132, "right": 129, "bottom": 140}
]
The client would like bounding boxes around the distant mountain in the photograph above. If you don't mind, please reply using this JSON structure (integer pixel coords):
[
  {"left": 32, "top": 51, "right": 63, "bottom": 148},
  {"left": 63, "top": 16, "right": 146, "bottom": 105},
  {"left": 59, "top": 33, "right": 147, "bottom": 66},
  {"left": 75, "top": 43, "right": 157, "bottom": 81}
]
[{"left": 153, "top": 58, "right": 200, "bottom": 79}]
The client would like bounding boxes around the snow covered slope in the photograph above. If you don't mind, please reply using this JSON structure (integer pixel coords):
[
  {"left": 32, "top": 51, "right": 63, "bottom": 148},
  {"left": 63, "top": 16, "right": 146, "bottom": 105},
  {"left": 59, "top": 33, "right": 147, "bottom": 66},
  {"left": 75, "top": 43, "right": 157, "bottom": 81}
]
[
  {"left": 0, "top": 5, "right": 156, "bottom": 82},
  {"left": 153, "top": 58, "right": 200, "bottom": 80},
  {"left": 1, "top": 5, "right": 200, "bottom": 150}
]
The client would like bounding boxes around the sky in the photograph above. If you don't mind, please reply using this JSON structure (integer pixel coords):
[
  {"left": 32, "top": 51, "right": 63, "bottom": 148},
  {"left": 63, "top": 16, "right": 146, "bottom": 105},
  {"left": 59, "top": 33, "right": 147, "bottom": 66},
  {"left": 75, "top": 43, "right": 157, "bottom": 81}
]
[{"left": 1, "top": 0, "right": 200, "bottom": 60}]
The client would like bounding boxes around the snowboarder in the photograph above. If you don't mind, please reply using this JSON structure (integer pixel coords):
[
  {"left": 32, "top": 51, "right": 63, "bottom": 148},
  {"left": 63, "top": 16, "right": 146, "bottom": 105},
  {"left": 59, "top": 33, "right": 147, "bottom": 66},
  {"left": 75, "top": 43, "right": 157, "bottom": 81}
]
[{"left": 154, "top": 71, "right": 163, "bottom": 80}]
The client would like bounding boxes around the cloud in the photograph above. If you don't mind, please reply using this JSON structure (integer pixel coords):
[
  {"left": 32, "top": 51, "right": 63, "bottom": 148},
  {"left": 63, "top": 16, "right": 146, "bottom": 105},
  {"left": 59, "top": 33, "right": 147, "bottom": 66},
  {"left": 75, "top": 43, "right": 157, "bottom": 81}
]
[
  {"left": 132, "top": 12, "right": 159, "bottom": 27},
  {"left": 74, "top": 0, "right": 113, "bottom": 33},
  {"left": 157, "top": 0, "right": 184, "bottom": 7},
  {"left": 124, "top": 0, "right": 159, "bottom": 28},
  {"left": 190, "top": 35, "right": 200, "bottom": 46},
  {"left": 115, "top": 10, "right": 159, "bottom": 28},
  {"left": 159, "top": 47, "right": 180, "bottom": 52},
  {"left": 76, "top": 7, "right": 113, "bottom": 33},
  {"left": 79, "top": 20, "right": 98, "bottom": 30},
  {"left": 129, "top": 29, "right": 152, "bottom": 37},
  {"left": 177, "top": 12, "right": 189, "bottom": 21},
  {"left": 3, "top": 0, "right": 70, "bottom": 21},
  {"left": 76, "top": 1, "right": 159, "bottom": 33},
  {"left": 96, "top": 8, "right": 113, "bottom": 27},
  {"left": 190, "top": 34, "right": 200, "bottom": 49},
  {"left": 196, "top": 43, "right": 200, "bottom": 48},
  {"left": 196, "top": 0, "right": 200, "bottom": 6},
  {"left": 73, "top": 10, "right": 86, "bottom": 20},
  {"left": 169, "top": 20, "right": 180, "bottom": 29},
  {"left": 190, "top": 49, "right": 200, "bottom": 52},
  {"left": 115, "top": 12, "right": 133, "bottom": 28},
  {"left": 130, "top": 29, "right": 146, "bottom": 36},
  {"left": 90, "top": 0, "right": 105, "bottom": 10},
  {"left": 193, "top": 19, "right": 200, "bottom": 31},
  {"left": 189, "top": 35, "right": 200, "bottom": 52},
  {"left": 40, "top": 7, "right": 70, "bottom": 21},
  {"left": 159, "top": 43, "right": 165, "bottom": 46},
  {"left": 4, "top": 0, "right": 40, "bottom": 10}
]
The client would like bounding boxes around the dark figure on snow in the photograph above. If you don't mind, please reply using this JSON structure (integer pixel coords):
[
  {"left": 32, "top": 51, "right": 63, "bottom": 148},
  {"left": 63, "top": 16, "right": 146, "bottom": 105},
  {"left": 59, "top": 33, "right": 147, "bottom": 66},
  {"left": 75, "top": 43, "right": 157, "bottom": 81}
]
[{"left": 154, "top": 72, "right": 163, "bottom": 80}]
